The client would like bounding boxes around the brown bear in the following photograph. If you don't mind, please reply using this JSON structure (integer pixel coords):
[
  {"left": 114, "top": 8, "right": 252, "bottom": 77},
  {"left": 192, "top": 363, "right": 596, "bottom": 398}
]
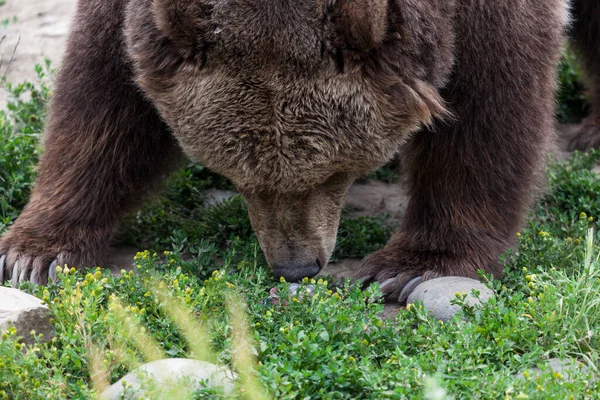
[
  {"left": 0, "top": 0, "right": 570, "bottom": 301},
  {"left": 568, "top": 0, "right": 600, "bottom": 151}
]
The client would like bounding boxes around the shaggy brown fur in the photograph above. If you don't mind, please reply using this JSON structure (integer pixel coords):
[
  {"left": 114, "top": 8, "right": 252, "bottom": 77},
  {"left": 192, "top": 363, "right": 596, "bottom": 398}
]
[
  {"left": 568, "top": 0, "right": 600, "bottom": 151},
  {"left": 0, "top": 0, "right": 569, "bottom": 301}
]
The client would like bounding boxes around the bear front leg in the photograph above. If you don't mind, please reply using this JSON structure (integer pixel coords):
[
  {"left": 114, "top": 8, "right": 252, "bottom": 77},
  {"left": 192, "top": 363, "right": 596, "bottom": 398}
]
[
  {"left": 567, "top": 0, "right": 600, "bottom": 152},
  {"left": 0, "top": 0, "right": 182, "bottom": 285},
  {"left": 357, "top": 1, "right": 564, "bottom": 302}
]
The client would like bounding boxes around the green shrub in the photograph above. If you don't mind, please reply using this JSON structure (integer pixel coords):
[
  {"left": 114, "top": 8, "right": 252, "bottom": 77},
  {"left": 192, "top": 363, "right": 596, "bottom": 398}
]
[
  {"left": 0, "top": 62, "right": 50, "bottom": 232},
  {"left": 3, "top": 237, "right": 598, "bottom": 399}
]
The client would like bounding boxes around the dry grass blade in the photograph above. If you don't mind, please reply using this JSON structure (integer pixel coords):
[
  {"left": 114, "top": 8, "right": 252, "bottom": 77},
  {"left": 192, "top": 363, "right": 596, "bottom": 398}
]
[
  {"left": 88, "top": 344, "right": 110, "bottom": 395},
  {"left": 148, "top": 281, "right": 217, "bottom": 363},
  {"left": 227, "top": 293, "right": 271, "bottom": 400},
  {"left": 108, "top": 296, "right": 165, "bottom": 362},
  {"left": 0, "top": 34, "right": 18, "bottom": 83}
]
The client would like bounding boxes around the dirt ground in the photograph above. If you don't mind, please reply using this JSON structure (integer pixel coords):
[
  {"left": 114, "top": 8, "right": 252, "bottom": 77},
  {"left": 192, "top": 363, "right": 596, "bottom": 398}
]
[{"left": 0, "top": 0, "right": 75, "bottom": 107}]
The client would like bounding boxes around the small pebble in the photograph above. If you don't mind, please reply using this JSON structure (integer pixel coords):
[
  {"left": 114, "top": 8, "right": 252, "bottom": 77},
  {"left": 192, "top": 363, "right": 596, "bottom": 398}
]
[{"left": 266, "top": 284, "right": 315, "bottom": 305}]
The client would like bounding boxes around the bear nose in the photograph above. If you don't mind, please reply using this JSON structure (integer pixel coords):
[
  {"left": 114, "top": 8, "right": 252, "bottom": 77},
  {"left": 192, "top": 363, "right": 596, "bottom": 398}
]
[{"left": 272, "top": 261, "right": 321, "bottom": 282}]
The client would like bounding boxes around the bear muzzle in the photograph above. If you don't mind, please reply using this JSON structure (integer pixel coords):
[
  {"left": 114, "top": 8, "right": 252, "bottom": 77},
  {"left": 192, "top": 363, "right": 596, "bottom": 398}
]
[{"left": 271, "top": 260, "right": 322, "bottom": 282}]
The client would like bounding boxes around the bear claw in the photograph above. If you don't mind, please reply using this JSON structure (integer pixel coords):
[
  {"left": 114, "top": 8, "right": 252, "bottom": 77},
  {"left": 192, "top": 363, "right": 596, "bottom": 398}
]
[
  {"left": 398, "top": 276, "right": 423, "bottom": 304},
  {"left": 0, "top": 254, "right": 5, "bottom": 283},
  {"left": 0, "top": 255, "right": 58, "bottom": 286},
  {"left": 12, "top": 260, "right": 25, "bottom": 287},
  {"left": 379, "top": 278, "right": 398, "bottom": 294},
  {"left": 48, "top": 260, "right": 58, "bottom": 282},
  {"left": 359, "top": 274, "right": 423, "bottom": 304},
  {"left": 358, "top": 275, "right": 374, "bottom": 288}
]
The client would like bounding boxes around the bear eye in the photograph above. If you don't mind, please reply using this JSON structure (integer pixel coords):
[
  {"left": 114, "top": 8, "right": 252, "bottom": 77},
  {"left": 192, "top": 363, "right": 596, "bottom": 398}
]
[{"left": 333, "top": 49, "right": 345, "bottom": 74}]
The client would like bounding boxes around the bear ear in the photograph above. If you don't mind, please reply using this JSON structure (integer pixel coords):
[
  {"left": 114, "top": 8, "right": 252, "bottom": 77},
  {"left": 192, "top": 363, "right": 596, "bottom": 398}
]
[
  {"left": 332, "top": 0, "right": 388, "bottom": 52},
  {"left": 152, "top": 0, "right": 214, "bottom": 59}
]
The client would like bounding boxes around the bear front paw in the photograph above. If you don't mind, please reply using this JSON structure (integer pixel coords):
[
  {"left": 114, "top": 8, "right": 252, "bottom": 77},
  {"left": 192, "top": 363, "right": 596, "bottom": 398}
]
[
  {"left": 567, "top": 117, "right": 600, "bottom": 152},
  {"left": 356, "top": 248, "right": 444, "bottom": 304},
  {"left": 356, "top": 244, "right": 486, "bottom": 304},
  {"left": 0, "top": 230, "right": 106, "bottom": 286}
]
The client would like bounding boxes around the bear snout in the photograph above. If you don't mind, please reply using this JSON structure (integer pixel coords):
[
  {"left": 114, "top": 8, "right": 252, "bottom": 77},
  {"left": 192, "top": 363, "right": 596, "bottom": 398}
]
[{"left": 271, "top": 260, "right": 321, "bottom": 283}]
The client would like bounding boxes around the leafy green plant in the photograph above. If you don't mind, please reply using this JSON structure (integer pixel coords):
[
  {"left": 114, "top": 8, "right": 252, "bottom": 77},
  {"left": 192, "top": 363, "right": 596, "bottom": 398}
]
[
  {"left": 4, "top": 232, "right": 598, "bottom": 399},
  {"left": 333, "top": 215, "right": 395, "bottom": 260}
]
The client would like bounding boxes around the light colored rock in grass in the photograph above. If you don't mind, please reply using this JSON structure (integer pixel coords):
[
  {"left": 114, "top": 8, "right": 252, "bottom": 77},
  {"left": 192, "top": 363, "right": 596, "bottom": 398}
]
[
  {"left": 519, "top": 358, "right": 593, "bottom": 382},
  {"left": 100, "top": 358, "right": 236, "bottom": 400},
  {"left": 0, "top": 286, "right": 53, "bottom": 343},
  {"left": 407, "top": 277, "right": 494, "bottom": 321}
]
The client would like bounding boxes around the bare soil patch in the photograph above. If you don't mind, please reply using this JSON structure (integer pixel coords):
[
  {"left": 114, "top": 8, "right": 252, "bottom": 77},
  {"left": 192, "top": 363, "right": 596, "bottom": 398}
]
[{"left": 0, "top": 0, "right": 75, "bottom": 107}]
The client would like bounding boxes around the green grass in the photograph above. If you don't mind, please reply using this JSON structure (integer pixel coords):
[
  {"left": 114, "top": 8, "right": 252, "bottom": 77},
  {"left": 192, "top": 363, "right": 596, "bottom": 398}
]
[{"left": 0, "top": 56, "right": 599, "bottom": 399}]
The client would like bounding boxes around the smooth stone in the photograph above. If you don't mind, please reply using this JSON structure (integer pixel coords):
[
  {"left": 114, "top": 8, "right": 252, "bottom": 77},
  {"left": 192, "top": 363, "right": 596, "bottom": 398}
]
[
  {"left": 520, "top": 358, "right": 592, "bottom": 382},
  {"left": 100, "top": 358, "right": 236, "bottom": 399},
  {"left": 0, "top": 286, "right": 53, "bottom": 343},
  {"left": 406, "top": 276, "right": 494, "bottom": 321}
]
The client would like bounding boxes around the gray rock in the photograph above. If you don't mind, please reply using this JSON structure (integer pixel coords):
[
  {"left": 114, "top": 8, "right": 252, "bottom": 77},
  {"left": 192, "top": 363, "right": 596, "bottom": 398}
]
[
  {"left": 407, "top": 277, "right": 494, "bottom": 321},
  {"left": 546, "top": 358, "right": 587, "bottom": 374},
  {"left": 0, "top": 286, "right": 53, "bottom": 343},
  {"left": 100, "top": 358, "right": 236, "bottom": 399},
  {"left": 520, "top": 358, "right": 592, "bottom": 382}
]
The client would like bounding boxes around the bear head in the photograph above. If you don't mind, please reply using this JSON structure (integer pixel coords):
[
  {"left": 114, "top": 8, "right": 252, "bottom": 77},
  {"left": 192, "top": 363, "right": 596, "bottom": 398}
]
[{"left": 124, "top": 0, "right": 453, "bottom": 281}]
